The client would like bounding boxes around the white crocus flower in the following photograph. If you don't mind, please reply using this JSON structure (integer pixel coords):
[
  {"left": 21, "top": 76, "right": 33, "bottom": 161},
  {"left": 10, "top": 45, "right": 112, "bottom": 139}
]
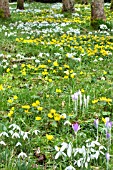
[
  {"left": 0, "top": 140, "right": 6, "bottom": 146},
  {"left": 18, "top": 152, "right": 27, "bottom": 159}
]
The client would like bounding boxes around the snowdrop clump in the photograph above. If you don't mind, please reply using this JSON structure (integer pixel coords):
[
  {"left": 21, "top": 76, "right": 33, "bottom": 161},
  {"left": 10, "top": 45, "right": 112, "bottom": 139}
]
[
  {"left": 0, "top": 123, "right": 40, "bottom": 158},
  {"left": 55, "top": 140, "right": 106, "bottom": 169}
]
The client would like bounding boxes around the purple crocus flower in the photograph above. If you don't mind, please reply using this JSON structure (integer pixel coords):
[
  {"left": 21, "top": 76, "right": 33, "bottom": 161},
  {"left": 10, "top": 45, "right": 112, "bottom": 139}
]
[
  {"left": 94, "top": 119, "right": 99, "bottom": 128},
  {"left": 106, "top": 121, "right": 112, "bottom": 129},
  {"left": 106, "top": 152, "right": 110, "bottom": 161},
  {"left": 71, "top": 91, "right": 81, "bottom": 101},
  {"left": 72, "top": 122, "right": 80, "bottom": 132},
  {"left": 106, "top": 132, "right": 110, "bottom": 139}
]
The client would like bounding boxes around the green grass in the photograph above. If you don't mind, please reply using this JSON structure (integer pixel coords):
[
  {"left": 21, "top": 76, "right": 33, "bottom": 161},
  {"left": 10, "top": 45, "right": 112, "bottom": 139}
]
[{"left": 0, "top": 2, "right": 113, "bottom": 170}]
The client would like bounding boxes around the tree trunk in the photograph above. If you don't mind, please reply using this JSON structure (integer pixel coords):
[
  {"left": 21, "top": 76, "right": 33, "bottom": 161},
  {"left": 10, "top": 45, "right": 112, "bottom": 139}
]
[
  {"left": 0, "top": 0, "right": 10, "bottom": 18},
  {"left": 17, "top": 0, "right": 24, "bottom": 10},
  {"left": 110, "top": 0, "right": 113, "bottom": 11},
  {"left": 62, "top": 0, "right": 75, "bottom": 13},
  {"left": 91, "top": 0, "right": 106, "bottom": 28},
  {"left": 81, "top": 0, "right": 88, "bottom": 5}
]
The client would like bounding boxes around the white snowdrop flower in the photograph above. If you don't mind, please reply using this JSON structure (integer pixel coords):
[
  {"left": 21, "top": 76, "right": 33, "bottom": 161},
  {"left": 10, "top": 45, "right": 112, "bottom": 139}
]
[
  {"left": 64, "top": 120, "right": 71, "bottom": 125},
  {"left": 101, "top": 77, "right": 105, "bottom": 80},
  {"left": 61, "top": 113, "right": 66, "bottom": 119},
  {"left": 18, "top": 152, "right": 27, "bottom": 159},
  {"left": 0, "top": 132, "right": 9, "bottom": 137},
  {"left": 9, "top": 124, "right": 21, "bottom": 131},
  {"left": 20, "top": 130, "right": 24, "bottom": 136},
  {"left": 23, "top": 132, "right": 29, "bottom": 140},
  {"left": 99, "top": 57, "right": 103, "bottom": 61},
  {"left": 15, "top": 142, "right": 22, "bottom": 147},
  {"left": 9, "top": 130, "right": 14, "bottom": 135},
  {"left": 55, "top": 142, "right": 68, "bottom": 159},
  {"left": 35, "top": 59, "right": 40, "bottom": 63},
  {"left": 0, "top": 140, "right": 6, "bottom": 146},
  {"left": 85, "top": 162, "right": 88, "bottom": 168},
  {"left": 33, "top": 130, "right": 40, "bottom": 135},
  {"left": 12, "top": 132, "right": 20, "bottom": 138},
  {"left": 5, "top": 32, "right": 7, "bottom": 36},
  {"left": 65, "top": 165, "right": 76, "bottom": 170},
  {"left": 13, "top": 64, "right": 17, "bottom": 68},
  {"left": 67, "top": 143, "right": 72, "bottom": 157},
  {"left": 0, "top": 53, "right": 4, "bottom": 57}
]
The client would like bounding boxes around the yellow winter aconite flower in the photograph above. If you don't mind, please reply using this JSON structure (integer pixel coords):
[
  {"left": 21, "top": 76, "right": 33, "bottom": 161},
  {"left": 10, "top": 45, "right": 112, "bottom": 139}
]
[
  {"left": 64, "top": 75, "right": 69, "bottom": 79},
  {"left": 81, "top": 89, "right": 85, "bottom": 93},
  {"left": 37, "top": 107, "right": 43, "bottom": 111},
  {"left": 54, "top": 113, "right": 61, "bottom": 121},
  {"left": 36, "top": 100, "right": 40, "bottom": 105},
  {"left": 102, "top": 117, "right": 106, "bottom": 124},
  {"left": 50, "top": 109, "right": 56, "bottom": 114},
  {"left": 32, "top": 103, "right": 37, "bottom": 107},
  {"left": 56, "top": 89, "right": 62, "bottom": 93},
  {"left": 0, "top": 84, "right": 4, "bottom": 91},
  {"left": 80, "top": 71, "right": 84, "bottom": 75},
  {"left": 22, "top": 105, "right": 30, "bottom": 109},
  {"left": 53, "top": 60, "right": 59, "bottom": 67},
  {"left": 92, "top": 99, "right": 99, "bottom": 104},
  {"left": 8, "top": 99, "right": 13, "bottom": 103},
  {"left": 13, "top": 95, "right": 18, "bottom": 100},
  {"left": 35, "top": 116, "right": 42, "bottom": 120},
  {"left": 8, "top": 110, "right": 14, "bottom": 117},
  {"left": 48, "top": 113, "right": 53, "bottom": 118},
  {"left": 46, "top": 134, "right": 54, "bottom": 140},
  {"left": 6, "top": 68, "right": 10, "bottom": 73}
]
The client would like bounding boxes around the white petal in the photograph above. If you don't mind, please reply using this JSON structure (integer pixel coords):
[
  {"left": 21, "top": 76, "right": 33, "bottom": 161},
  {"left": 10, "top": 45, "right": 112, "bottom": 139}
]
[
  {"left": 60, "top": 142, "right": 68, "bottom": 152},
  {"left": 55, "top": 146, "right": 60, "bottom": 151},
  {"left": 55, "top": 152, "right": 61, "bottom": 159},
  {"left": 85, "top": 162, "right": 88, "bottom": 168},
  {"left": 67, "top": 143, "right": 72, "bottom": 157}
]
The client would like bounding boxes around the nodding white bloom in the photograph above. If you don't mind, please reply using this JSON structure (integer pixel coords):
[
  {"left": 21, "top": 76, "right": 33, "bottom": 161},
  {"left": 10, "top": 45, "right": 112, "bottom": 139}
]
[
  {"left": 15, "top": 142, "right": 22, "bottom": 147},
  {"left": 65, "top": 165, "right": 76, "bottom": 170},
  {"left": 9, "top": 124, "right": 21, "bottom": 131},
  {"left": 23, "top": 132, "right": 29, "bottom": 140},
  {"left": 33, "top": 130, "right": 40, "bottom": 135},
  {"left": 55, "top": 142, "right": 68, "bottom": 159},
  {"left": 0, "top": 132, "right": 9, "bottom": 137},
  {"left": 64, "top": 120, "right": 71, "bottom": 125},
  {"left": 9, "top": 130, "right": 14, "bottom": 135},
  {"left": 12, "top": 132, "right": 20, "bottom": 138},
  {"left": 18, "top": 152, "right": 27, "bottom": 159},
  {"left": 0, "top": 140, "right": 6, "bottom": 146}
]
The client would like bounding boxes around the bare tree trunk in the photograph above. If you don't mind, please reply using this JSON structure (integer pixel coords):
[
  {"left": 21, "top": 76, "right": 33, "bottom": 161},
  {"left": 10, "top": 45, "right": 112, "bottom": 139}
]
[
  {"left": 91, "top": 0, "right": 106, "bottom": 28},
  {"left": 62, "top": 0, "right": 75, "bottom": 13},
  {"left": 81, "top": 0, "right": 88, "bottom": 5},
  {"left": 110, "top": 0, "right": 113, "bottom": 11},
  {"left": 0, "top": 0, "right": 10, "bottom": 18},
  {"left": 17, "top": 0, "right": 24, "bottom": 10}
]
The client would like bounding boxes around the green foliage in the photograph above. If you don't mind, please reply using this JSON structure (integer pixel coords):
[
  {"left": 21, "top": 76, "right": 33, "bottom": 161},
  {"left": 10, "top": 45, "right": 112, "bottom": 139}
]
[{"left": 0, "top": 9, "right": 4, "bottom": 18}]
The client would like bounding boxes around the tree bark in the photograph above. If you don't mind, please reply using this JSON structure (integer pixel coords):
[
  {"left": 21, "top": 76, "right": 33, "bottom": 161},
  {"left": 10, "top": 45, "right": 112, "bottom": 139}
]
[
  {"left": 91, "top": 0, "right": 106, "bottom": 27},
  {"left": 62, "top": 0, "right": 75, "bottom": 13},
  {"left": 17, "top": 0, "right": 24, "bottom": 10},
  {"left": 0, "top": 0, "right": 10, "bottom": 18},
  {"left": 110, "top": 0, "right": 113, "bottom": 11}
]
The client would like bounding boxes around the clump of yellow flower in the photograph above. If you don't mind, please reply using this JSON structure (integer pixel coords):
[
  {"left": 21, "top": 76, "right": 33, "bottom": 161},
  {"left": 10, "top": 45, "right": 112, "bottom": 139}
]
[
  {"left": 35, "top": 116, "right": 42, "bottom": 120},
  {"left": 48, "top": 109, "right": 66, "bottom": 121},
  {"left": 8, "top": 107, "right": 15, "bottom": 117},
  {"left": 92, "top": 97, "right": 112, "bottom": 104},
  {"left": 46, "top": 134, "right": 54, "bottom": 140},
  {"left": 22, "top": 105, "right": 30, "bottom": 109},
  {"left": 0, "top": 84, "right": 4, "bottom": 91},
  {"left": 56, "top": 89, "right": 62, "bottom": 93}
]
